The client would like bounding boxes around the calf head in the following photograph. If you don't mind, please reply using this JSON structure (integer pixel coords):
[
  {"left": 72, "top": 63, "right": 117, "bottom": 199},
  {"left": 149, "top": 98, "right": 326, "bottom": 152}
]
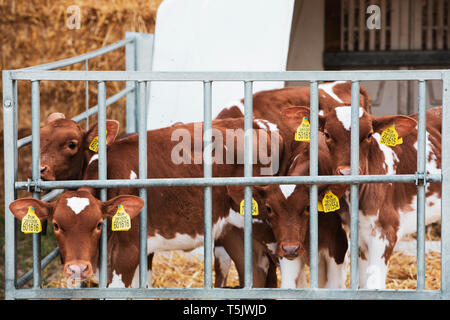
[
  {"left": 281, "top": 106, "right": 417, "bottom": 176},
  {"left": 9, "top": 190, "right": 144, "bottom": 287},
  {"left": 226, "top": 184, "right": 309, "bottom": 259},
  {"left": 32, "top": 112, "right": 119, "bottom": 181}
]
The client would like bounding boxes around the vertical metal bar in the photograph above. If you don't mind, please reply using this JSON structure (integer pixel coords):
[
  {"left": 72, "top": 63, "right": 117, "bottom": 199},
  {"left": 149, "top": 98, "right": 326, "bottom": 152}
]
[
  {"left": 350, "top": 80, "right": 360, "bottom": 290},
  {"left": 125, "top": 33, "right": 137, "bottom": 134},
  {"left": 441, "top": 71, "right": 450, "bottom": 297},
  {"left": 244, "top": 81, "right": 253, "bottom": 288},
  {"left": 97, "top": 81, "right": 108, "bottom": 288},
  {"left": 427, "top": 0, "right": 434, "bottom": 50},
  {"left": 138, "top": 81, "right": 148, "bottom": 288},
  {"left": 31, "top": 80, "right": 41, "bottom": 288},
  {"left": 3, "top": 71, "right": 18, "bottom": 300},
  {"left": 203, "top": 80, "right": 213, "bottom": 289},
  {"left": 85, "top": 59, "right": 89, "bottom": 130},
  {"left": 341, "top": 0, "right": 346, "bottom": 51},
  {"left": 416, "top": 80, "right": 427, "bottom": 290},
  {"left": 437, "top": 0, "right": 444, "bottom": 50},
  {"left": 309, "top": 81, "right": 319, "bottom": 289}
]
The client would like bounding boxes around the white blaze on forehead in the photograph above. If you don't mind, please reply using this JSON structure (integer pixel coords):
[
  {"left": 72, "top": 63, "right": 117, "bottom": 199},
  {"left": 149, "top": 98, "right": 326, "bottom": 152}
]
[
  {"left": 130, "top": 170, "right": 137, "bottom": 180},
  {"left": 280, "top": 184, "right": 296, "bottom": 199},
  {"left": 319, "top": 81, "right": 346, "bottom": 103},
  {"left": 66, "top": 197, "right": 90, "bottom": 215},
  {"left": 334, "top": 106, "right": 364, "bottom": 131}
]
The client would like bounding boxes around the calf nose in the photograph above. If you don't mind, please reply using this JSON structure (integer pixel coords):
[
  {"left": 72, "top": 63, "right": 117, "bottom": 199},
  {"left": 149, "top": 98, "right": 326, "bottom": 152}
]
[
  {"left": 282, "top": 245, "right": 300, "bottom": 258},
  {"left": 64, "top": 262, "right": 92, "bottom": 279},
  {"left": 336, "top": 166, "right": 351, "bottom": 176},
  {"left": 28, "top": 165, "right": 49, "bottom": 178}
]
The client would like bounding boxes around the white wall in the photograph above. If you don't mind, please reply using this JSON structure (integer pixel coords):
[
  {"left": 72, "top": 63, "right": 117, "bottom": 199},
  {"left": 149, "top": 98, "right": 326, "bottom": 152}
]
[{"left": 147, "top": 0, "right": 294, "bottom": 129}]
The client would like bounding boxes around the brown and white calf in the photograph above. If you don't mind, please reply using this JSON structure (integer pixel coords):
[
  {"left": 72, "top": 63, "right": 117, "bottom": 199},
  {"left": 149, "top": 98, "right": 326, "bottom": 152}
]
[
  {"left": 31, "top": 114, "right": 281, "bottom": 288},
  {"left": 281, "top": 105, "right": 441, "bottom": 289},
  {"left": 9, "top": 190, "right": 144, "bottom": 287}
]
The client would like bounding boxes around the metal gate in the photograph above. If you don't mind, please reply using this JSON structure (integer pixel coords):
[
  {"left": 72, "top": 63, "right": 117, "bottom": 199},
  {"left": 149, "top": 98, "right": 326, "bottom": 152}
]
[{"left": 3, "top": 33, "right": 450, "bottom": 300}]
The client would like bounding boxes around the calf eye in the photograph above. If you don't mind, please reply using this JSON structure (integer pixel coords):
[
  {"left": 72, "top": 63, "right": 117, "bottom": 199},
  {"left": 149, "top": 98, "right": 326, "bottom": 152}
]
[
  {"left": 324, "top": 132, "right": 330, "bottom": 139},
  {"left": 68, "top": 141, "right": 77, "bottom": 149},
  {"left": 96, "top": 222, "right": 103, "bottom": 230},
  {"left": 53, "top": 223, "right": 59, "bottom": 231}
]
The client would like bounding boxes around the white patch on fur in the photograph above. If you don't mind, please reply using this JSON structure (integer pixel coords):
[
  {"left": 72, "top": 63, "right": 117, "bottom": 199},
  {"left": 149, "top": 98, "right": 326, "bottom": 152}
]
[
  {"left": 130, "top": 170, "right": 137, "bottom": 180},
  {"left": 319, "top": 250, "right": 347, "bottom": 288},
  {"left": 66, "top": 197, "right": 90, "bottom": 215},
  {"left": 88, "top": 154, "right": 98, "bottom": 165},
  {"left": 319, "top": 81, "right": 346, "bottom": 103},
  {"left": 279, "top": 257, "right": 306, "bottom": 289},
  {"left": 214, "top": 246, "right": 232, "bottom": 287},
  {"left": 372, "top": 132, "right": 399, "bottom": 175},
  {"left": 280, "top": 184, "right": 296, "bottom": 199},
  {"left": 255, "top": 119, "right": 278, "bottom": 132},
  {"left": 108, "top": 271, "right": 126, "bottom": 288},
  {"left": 335, "top": 106, "right": 364, "bottom": 131},
  {"left": 131, "top": 265, "right": 152, "bottom": 289}
]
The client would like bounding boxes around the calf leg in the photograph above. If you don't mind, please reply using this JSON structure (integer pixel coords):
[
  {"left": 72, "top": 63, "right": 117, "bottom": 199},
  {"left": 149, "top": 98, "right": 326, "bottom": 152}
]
[{"left": 214, "top": 245, "right": 232, "bottom": 287}]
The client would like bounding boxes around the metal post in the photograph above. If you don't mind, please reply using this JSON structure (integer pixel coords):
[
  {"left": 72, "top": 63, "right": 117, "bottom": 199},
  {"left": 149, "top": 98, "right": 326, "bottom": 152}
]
[
  {"left": 350, "top": 80, "right": 360, "bottom": 290},
  {"left": 309, "top": 81, "right": 319, "bottom": 289},
  {"left": 85, "top": 59, "right": 89, "bottom": 130},
  {"left": 125, "top": 33, "right": 137, "bottom": 134},
  {"left": 97, "top": 81, "right": 108, "bottom": 288},
  {"left": 441, "top": 71, "right": 450, "bottom": 297},
  {"left": 203, "top": 81, "right": 213, "bottom": 288},
  {"left": 244, "top": 81, "right": 253, "bottom": 288},
  {"left": 416, "top": 80, "right": 427, "bottom": 290},
  {"left": 31, "top": 80, "right": 42, "bottom": 288},
  {"left": 138, "top": 81, "right": 148, "bottom": 288},
  {"left": 3, "top": 71, "right": 18, "bottom": 300}
]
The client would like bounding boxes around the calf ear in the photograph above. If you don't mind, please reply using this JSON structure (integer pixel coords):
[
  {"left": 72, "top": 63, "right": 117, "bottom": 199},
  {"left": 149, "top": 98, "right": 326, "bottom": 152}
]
[
  {"left": 84, "top": 120, "right": 120, "bottom": 149},
  {"left": 45, "top": 112, "right": 66, "bottom": 125},
  {"left": 372, "top": 115, "right": 417, "bottom": 138},
  {"left": 226, "top": 185, "right": 268, "bottom": 206},
  {"left": 280, "top": 106, "right": 310, "bottom": 132},
  {"left": 102, "top": 195, "right": 144, "bottom": 220},
  {"left": 9, "top": 198, "right": 54, "bottom": 220}
]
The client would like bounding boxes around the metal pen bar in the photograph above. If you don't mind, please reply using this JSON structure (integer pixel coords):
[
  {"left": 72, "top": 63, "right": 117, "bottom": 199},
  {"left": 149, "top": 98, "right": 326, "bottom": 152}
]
[
  {"left": 85, "top": 59, "right": 89, "bottom": 130},
  {"left": 16, "top": 173, "right": 441, "bottom": 190},
  {"left": 416, "top": 80, "right": 427, "bottom": 290},
  {"left": 203, "top": 81, "right": 213, "bottom": 288},
  {"left": 18, "top": 86, "right": 134, "bottom": 149},
  {"left": 31, "top": 80, "right": 41, "bottom": 288},
  {"left": 309, "top": 81, "right": 319, "bottom": 289},
  {"left": 350, "top": 81, "right": 360, "bottom": 290},
  {"left": 19, "top": 38, "right": 133, "bottom": 71},
  {"left": 125, "top": 35, "right": 137, "bottom": 134},
  {"left": 244, "top": 81, "right": 253, "bottom": 288},
  {"left": 3, "top": 71, "right": 18, "bottom": 300},
  {"left": 9, "top": 70, "right": 445, "bottom": 82},
  {"left": 138, "top": 81, "right": 148, "bottom": 288},
  {"left": 441, "top": 71, "right": 450, "bottom": 297},
  {"left": 97, "top": 81, "right": 108, "bottom": 288}
]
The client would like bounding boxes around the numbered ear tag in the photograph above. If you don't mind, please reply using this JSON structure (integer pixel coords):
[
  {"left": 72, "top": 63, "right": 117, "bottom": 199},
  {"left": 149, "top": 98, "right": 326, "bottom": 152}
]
[
  {"left": 111, "top": 205, "right": 131, "bottom": 231},
  {"left": 294, "top": 117, "right": 310, "bottom": 142},
  {"left": 322, "top": 190, "right": 340, "bottom": 213},
  {"left": 240, "top": 198, "right": 259, "bottom": 216},
  {"left": 21, "top": 207, "right": 42, "bottom": 234},
  {"left": 88, "top": 130, "right": 108, "bottom": 152},
  {"left": 317, "top": 201, "right": 324, "bottom": 212},
  {"left": 380, "top": 124, "right": 403, "bottom": 147}
]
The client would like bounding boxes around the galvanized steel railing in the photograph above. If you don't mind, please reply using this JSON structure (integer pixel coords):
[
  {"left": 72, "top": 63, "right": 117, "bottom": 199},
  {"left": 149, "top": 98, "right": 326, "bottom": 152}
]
[{"left": 3, "top": 35, "right": 450, "bottom": 299}]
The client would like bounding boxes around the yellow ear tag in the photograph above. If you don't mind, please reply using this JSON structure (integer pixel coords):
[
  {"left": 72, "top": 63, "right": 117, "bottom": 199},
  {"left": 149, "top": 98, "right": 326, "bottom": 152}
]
[
  {"left": 240, "top": 198, "right": 259, "bottom": 216},
  {"left": 322, "top": 190, "right": 340, "bottom": 213},
  {"left": 317, "top": 201, "right": 324, "bottom": 212},
  {"left": 88, "top": 130, "right": 108, "bottom": 153},
  {"left": 380, "top": 124, "right": 403, "bottom": 147},
  {"left": 295, "top": 117, "right": 310, "bottom": 142},
  {"left": 111, "top": 204, "right": 131, "bottom": 231},
  {"left": 21, "top": 207, "right": 42, "bottom": 234}
]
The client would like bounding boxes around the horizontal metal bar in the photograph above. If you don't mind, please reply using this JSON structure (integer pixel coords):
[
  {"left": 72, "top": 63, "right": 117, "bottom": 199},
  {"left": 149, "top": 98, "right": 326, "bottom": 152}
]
[
  {"left": 8, "top": 70, "right": 445, "bottom": 82},
  {"left": 15, "top": 174, "right": 442, "bottom": 190},
  {"left": 10, "top": 288, "right": 444, "bottom": 300},
  {"left": 16, "top": 248, "right": 60, "bottom": 288},
  {"left": 17, "top": 86, "right": 134, "bottom": 149},
  {"left": 18, "top": 39, "right": 133, "bottom": 71},
  {"left": 41, "top": 189, "right": 65, "bottom": 202}
]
